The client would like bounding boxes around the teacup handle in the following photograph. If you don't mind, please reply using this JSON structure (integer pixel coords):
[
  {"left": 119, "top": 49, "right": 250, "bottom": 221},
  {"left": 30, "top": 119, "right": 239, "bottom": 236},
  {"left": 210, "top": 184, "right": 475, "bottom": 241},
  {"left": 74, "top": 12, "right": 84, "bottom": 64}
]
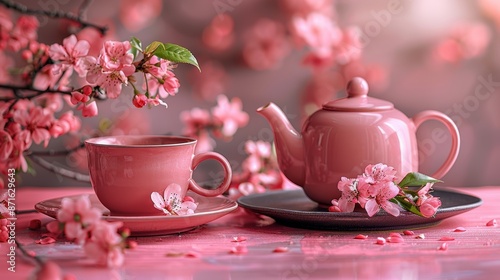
[
  {"left": 188, "top": 152, "right": 232, "bottom": 197},
  {"left": 412, "top": 110, "right": 460, "bottom": 179}
]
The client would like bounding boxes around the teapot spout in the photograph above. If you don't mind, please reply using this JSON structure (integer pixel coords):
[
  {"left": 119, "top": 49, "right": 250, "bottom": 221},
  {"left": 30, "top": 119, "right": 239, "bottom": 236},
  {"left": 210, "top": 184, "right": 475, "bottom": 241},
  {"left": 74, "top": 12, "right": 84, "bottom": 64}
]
[{"left": 257, "top": 103, "right": 305, "bottom": 186}]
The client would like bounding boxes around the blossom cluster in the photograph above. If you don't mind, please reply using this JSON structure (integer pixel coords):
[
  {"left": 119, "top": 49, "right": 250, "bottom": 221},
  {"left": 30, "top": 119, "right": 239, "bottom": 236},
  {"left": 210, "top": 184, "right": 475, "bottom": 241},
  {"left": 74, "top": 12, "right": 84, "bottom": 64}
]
[
  {"left": 44, "top": 195, "right": 132, "bottom": 267},
  {"left": 329, "top": 163, "right": 442, "bottom": 218},
  {"left": 180, "top": 95, "right": 249, "bottom": 153},
  {"left": 228, "top": 140, "right": 297, "bottom": 200},
  {"left": 0, "top": 4, "right": 196, "bottom": 175},
  {"left": 151, "top": 183, "right": 198, "bottom": 215}
]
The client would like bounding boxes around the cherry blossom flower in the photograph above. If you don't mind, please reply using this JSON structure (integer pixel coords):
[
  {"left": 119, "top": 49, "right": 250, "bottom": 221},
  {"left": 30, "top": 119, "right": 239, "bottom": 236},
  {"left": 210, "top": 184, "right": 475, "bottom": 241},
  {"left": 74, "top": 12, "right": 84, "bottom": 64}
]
[
  {"left": 100, "top": 40, "right": 134, "bottom": 70},
  {"left": 49, "top": 34, "right": 90, "bottom": 76},
  {"left": 290, "top": 12, "right": 341, "bottom": 56},
  {"left": 79, "top": 101, "right": 98, "bottom": 117},
  {"left": 335, "top": 177, "right": 358, "bottom": 213},
  {"left": 211, "top": 95, "right": 249, "bottom": 138},
  {"left": 84, "top": 40, "right": 136, "bottom": 99},
  {"left": 434, "top": 22, "right": 491, "bottom": 63},
  {"left": 96, "top": 65, "right": 135, "bottom": 99},
  {"left": 193, "top": 130, "right": 216, "bottom": 154},
  {"left": 0, "top": 218, "right": 8, "bottom": 242},
  {"left": 151, "top": 183, "right": 198, "bottom": 215},
  {"left": 119, "top": 0, "right": 162, "bottom": 32},
  {"left": 143, "top": 56, "right": 180, "bottom": 98},
  {"left": 362, "top": 181, "right": 400, "bottom": 217},
  {"left": 0, "top": 130, "right": 13, "bottom": 161},
  {"left": 33, "top": 65, "right": 61, "bottom": 90},
  {"left": 190, "top": 60, "right": 227, "bottom": 101},
  {"left": 280, "top": 0, "right": 335, "bottom": 17},
  {"left": 242, "top": 140, "right": 272, "bottom": 173},
  {"left": 363, "top": 163, "right": 397, "bottom": 184},
  {"left": 56, "top": 195, "right": 102, "bottom": 244},
  {"left": 7, "top": 15, "right": 38, "bottom": 51},
  {"left": 49, "top": 111, "right": 81, "bottom": 138},
  {"left": 242, "top": 19, "right": 291, "bottom": 70},
  {"left": 202, "top": 14, "right": 235, "bottom": 52},
  {"left": 229, "top": 140, "right": 295, "bottom": 200},
  {"left": 331, "top": 163, "right": 440, "bottom": 218},
  {"left": 418, "top": 196, "right": 441, "bottom": 218},
  {"left": 180, "top": 107, "right": 211, "bottom": 137},
  {"left": 5, "top": 140, "right": 28, "bottom": 171},
  {"left": 83, "top": 221, "right": 125, "bottom": 268},
  {"left": 12, "top": 106, "right": 52, "bottom": 147}
]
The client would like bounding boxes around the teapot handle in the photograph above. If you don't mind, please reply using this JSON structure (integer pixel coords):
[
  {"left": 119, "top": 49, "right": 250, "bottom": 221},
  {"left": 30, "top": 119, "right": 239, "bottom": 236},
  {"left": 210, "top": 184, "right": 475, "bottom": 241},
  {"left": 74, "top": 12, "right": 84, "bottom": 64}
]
[{"left": 412, "top": 110, "right": 460, "bottom": 179}]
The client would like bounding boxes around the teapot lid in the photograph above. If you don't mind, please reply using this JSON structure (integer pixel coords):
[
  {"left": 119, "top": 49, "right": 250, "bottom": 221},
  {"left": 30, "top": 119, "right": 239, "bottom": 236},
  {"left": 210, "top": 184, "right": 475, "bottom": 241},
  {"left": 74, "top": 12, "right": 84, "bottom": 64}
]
[{"left": 323, "top": 77, "right": 393, "bottom": 111}]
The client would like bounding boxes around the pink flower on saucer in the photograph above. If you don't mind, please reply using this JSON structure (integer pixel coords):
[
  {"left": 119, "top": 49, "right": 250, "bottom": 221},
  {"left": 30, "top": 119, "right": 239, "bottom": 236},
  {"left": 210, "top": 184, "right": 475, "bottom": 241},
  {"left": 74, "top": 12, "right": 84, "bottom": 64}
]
[
  {"left": 151, "top": 183, "right": 198, "bottom": 216},
  {"left": 56, "top": 195, "right": 102, "bottom": 244},
  {"left": 83, "top": 221, "right": 125, "bottom": 268}
]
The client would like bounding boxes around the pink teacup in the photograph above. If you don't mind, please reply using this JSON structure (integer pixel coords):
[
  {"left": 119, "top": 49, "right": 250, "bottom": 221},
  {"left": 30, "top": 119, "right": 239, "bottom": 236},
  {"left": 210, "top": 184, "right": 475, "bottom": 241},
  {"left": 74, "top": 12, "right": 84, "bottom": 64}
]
[{"left": 85, "top": 135, "right": 232, "bottom": 216}]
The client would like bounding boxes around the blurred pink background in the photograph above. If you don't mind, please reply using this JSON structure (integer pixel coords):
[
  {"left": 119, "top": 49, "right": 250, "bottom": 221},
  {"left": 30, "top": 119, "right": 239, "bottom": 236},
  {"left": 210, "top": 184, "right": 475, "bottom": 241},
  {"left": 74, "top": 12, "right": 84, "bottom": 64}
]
[{"left": 18, "top": 0, "right": 500, "bottom": 188}]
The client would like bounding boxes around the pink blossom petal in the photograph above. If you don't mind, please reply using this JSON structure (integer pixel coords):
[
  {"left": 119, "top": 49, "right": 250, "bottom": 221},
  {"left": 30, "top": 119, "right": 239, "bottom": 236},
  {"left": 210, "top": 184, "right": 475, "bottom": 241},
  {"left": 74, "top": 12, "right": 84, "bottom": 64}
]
[
  {"left": 150, "top": 191, "right": 165, "bottom": 210},
  {"left": 381, "top": 201, "right": 400, "bottom": 217},
  {"left": 453, "top": 227, "right": 466, "bottom": 232},
  {"left": 439, "top": 236, "right": 455, "bottom": 241},
  {"left": 403, "top": 230, "right": 415, "bottom": 236},
  {"left": 415, "top": 234, "right": 426, "bottom": 239},
  {"left": 232, "top": 236, "right": 247, "bottom": 242},
  {"left": 375, "top": 237, "right": 386, "bottom": 245},
  {"left": 486, "top": 219, "right": 497, "bottom": 227},
  {"left": 185, "top": 251, "right": 201, "bottom": 258},
  {"left": 438, "top": 242, "right": 448, "bottom": 251},
  {"left": 273, "top": 247, "right": 289, "bottom": 253},
  {"left": 328, "top": 205, "right": 341, "bottom": 212},
  {"left": 354, "top": 234, "right": 368, "bottom": 240},
  {"left": 229, "top": 246, "right": 248, "bottom": 255},
  {"left": 387, "top": 232, "right": 405, "bottom": 243},
  {"left": 36, "top": 236, "right": 56, "bottom": 245},
  {"left": 365, "top": 199, "right": 380, "bottom": 217}
]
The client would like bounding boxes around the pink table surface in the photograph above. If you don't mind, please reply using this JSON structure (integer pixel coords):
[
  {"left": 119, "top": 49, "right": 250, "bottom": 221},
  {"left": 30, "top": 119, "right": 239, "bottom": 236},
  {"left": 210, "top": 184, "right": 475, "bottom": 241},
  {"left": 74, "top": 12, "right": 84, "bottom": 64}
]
[{"left": 1, "top": 186, "right": 500, "bottom": 280}]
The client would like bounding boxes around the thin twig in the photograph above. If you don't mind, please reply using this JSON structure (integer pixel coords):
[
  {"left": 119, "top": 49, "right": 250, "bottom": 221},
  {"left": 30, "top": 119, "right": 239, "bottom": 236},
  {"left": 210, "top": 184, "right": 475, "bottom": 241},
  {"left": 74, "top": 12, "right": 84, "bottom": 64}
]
[
  {"left": 15, "top": 240, "right": 44, "bottom": 266},
  {"left": 27, "top": 142, "right": 86, "bottom": 157},
  {"left": 0, "top": 0, "right": 108, "bottom": 35},
  {"left": 0, "top": 84, "right": 73, "bottom": 101},
  {"left": 29, "top": 155, "right": 91, "bottom": 182}
]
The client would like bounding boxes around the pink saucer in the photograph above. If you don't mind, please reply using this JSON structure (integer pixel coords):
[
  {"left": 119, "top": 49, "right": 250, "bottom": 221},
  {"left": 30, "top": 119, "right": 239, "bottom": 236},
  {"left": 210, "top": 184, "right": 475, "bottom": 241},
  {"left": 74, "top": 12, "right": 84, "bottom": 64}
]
[{"left": 35, "top": 192, "right": 237, "bottom": 236}]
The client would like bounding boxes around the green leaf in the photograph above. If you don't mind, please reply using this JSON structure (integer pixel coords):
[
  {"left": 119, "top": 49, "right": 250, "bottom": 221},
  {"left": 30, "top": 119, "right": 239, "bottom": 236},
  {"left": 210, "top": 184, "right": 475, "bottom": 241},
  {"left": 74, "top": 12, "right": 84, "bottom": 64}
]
[
  {"left": 129, "top": 37, "right": 142, "bottom": 59},
  {"left": 145, "top": 41, "right": 162, "bottom": 54},
  {"left": 398, "top": 172, "right": 442, "bottom": 188},
  {"left": 390, "top": 197, "right": 423, "bottom": 217},
  {"left": 153, "top": 43, "right": 200, "bottom": 71}
]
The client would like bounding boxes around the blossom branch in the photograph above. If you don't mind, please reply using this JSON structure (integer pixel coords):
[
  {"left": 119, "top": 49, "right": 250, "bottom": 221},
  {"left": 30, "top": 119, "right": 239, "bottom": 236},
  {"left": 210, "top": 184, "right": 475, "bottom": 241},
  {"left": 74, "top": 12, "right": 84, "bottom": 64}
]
[
  {"left": 0, "top": 0, "right": 108, "bottom": 35},
  {"left": 27, "top": 142, "right": 85, "bottom": 157},
  {"left": 0, "top": 84, "right": 108, "bottom": 102},
  {"left": 0, "top": 85, "right": 73, "bottom": 101},
  {"left": 29, "top": 155, "right": 91, "bottom": 182},
  {"left": 15, "top": 240, "right": 44, "bottom": 266}
]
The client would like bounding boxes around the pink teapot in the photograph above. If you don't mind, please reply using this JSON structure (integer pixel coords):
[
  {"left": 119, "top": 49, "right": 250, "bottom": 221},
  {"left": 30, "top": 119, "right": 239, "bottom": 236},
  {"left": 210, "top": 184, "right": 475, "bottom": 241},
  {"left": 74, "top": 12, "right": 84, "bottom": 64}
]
[{"left": 257, "top": 77, "right": 460, "bottom": 206}]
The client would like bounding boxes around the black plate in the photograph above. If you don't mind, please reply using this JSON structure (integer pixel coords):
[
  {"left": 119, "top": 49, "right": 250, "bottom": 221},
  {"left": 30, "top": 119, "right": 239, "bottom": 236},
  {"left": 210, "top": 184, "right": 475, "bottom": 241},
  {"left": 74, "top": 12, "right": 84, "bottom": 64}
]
[{"left": 238, "top": 188, "right": 482, "bottom": 230}]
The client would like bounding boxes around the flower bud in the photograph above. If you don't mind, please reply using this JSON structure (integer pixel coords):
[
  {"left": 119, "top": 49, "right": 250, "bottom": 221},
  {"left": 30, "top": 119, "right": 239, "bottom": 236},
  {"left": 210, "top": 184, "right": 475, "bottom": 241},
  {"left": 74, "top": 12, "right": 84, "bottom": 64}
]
[
  {"left": 132, "top": 94, "right": 147, "bottom": 108},
  {"left": 82, "top": 85, "right": 93, "bottom": 96}
]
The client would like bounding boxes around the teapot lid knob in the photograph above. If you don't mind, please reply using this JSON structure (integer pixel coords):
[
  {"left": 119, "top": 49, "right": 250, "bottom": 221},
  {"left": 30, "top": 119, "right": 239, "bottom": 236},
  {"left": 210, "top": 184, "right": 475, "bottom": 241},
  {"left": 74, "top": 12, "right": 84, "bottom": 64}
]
[
  {"left": 346, "top": 77, "right": 369, "bottom": 97},
  {"left": 322, "top": 76, "right": 393, "bottom": 112}
]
